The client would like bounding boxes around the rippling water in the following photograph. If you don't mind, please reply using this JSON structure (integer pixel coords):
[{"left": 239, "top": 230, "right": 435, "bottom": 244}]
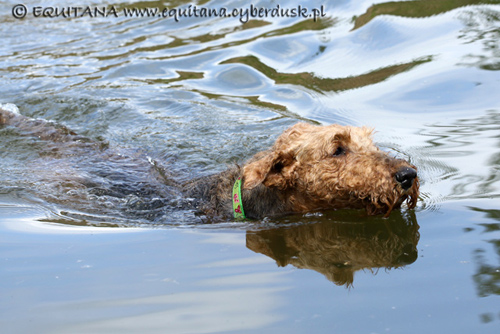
[{"left": 1, "top": 0, "right": 500, "bottom": 333}]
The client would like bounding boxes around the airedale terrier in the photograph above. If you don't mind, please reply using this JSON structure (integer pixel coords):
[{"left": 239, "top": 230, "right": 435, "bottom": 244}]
[
  {"left": 1, "top": 108, "right": 419, "bottom": 221},
  {"left": 184, "top": 122, "right": 419, "bottom": 220}
]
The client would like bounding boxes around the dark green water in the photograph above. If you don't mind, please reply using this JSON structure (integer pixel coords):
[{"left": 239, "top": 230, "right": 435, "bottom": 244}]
[{"left": 1, "top": 0, "right": 500, "bottom": 333}]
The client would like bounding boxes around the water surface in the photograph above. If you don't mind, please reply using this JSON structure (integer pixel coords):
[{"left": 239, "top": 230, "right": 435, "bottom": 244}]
[{"left": 1, "top": 0, "right": 500, "bottom": 333}]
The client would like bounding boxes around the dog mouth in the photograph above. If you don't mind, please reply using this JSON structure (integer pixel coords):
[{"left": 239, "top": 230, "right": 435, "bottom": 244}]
[{"left": 365, "top": 177, "right": 420, "bottom": 218}]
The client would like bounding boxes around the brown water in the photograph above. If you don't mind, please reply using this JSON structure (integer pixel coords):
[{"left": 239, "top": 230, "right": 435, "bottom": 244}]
[{"left": 1, "top": 0, "right": 500, "bottom": 333}]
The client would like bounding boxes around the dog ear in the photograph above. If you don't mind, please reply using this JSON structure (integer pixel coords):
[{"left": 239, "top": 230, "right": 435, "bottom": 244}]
[
  {"left": 242, "top": 151, "right": 296, "bottom": 190},
  {"left": 243, "top": 123, "right": 312, "bottom": 190}
]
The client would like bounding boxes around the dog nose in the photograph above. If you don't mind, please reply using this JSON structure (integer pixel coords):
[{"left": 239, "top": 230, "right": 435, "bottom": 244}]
[
  {"left": 395, "top": 167, "right": 417, "bottom": 190},
  {"left": 396, "top": 244, "right": 418, "bottom": 265}
]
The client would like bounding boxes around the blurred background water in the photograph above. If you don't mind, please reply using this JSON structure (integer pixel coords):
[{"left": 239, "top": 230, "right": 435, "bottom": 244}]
[{"left": 1, "top": 0, "right": 500, "bottom": 333}]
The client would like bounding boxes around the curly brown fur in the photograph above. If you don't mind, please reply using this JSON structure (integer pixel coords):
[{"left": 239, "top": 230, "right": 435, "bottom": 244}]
[{"left": 185, "top": 122, "right": 419, "bottom": 220}]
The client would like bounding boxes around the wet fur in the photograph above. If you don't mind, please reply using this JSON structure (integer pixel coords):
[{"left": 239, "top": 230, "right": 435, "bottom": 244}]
[{"left": 1, "top": 108, "right": 419, "bottom": 221}]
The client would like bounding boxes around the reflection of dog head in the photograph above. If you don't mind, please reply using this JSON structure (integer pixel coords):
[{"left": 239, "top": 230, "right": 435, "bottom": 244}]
[{"left": 246, "top": 211, "right": 420, "bottom": 287}]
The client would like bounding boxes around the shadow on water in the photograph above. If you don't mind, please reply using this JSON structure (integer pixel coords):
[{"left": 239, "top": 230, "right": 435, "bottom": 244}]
[
  {"left": 458, "top": 6, "right": 500, "bottom": 71},
  {"left": 468, "top": 207, "right": 500, "bottom": 299},
  {"left": 353, "top": 0, "right": 500, "bottom": 30},
  {"left": 246, "top": 210, "right": 419, "bottom": 287},
  {"left": 221, "top": 55, "right": 432, "bottom": 93}
]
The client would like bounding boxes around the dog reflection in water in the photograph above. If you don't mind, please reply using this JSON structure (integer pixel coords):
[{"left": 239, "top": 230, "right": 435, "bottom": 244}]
[{"left": 246, "top": 211, "right": 419, "bottom": 287}]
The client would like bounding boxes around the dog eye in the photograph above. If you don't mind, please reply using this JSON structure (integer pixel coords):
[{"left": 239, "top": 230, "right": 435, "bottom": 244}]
[{"left": 333, "top": 147, "right": 345, "bottom": 156}]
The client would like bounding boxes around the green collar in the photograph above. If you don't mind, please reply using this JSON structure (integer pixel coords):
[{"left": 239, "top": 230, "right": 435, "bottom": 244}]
[{"left": 232, "top": 177, "right": 246, "bottom": 220}]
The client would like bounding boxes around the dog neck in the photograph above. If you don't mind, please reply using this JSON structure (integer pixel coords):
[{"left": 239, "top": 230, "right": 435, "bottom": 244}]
[
  {"left": 240, "top": 181, "right": 291, "bottom": 220},
  {"left": 183, "top": 166, "right": 291, "bottom": 220}
]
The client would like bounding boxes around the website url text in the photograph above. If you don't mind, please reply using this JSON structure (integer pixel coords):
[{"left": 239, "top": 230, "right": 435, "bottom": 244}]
[{"left": 11, "top": 4, "right": 327, "bottom": 24}]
